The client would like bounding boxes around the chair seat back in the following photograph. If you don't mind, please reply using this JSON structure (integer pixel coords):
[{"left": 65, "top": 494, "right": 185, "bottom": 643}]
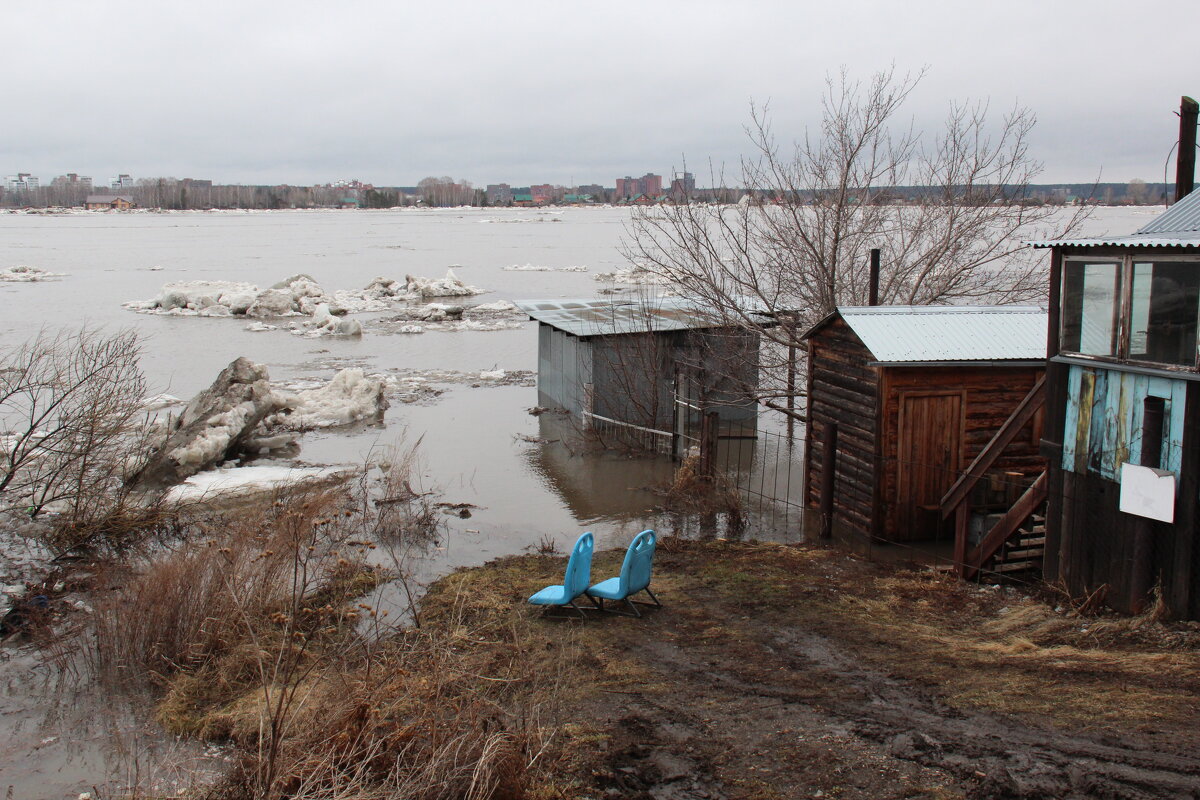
[
  {"left": 619, "top": 529, "right": 656, "bottom": 595},
  {"left": 563, "top": 532, "right": 595, "bottom": 598}
]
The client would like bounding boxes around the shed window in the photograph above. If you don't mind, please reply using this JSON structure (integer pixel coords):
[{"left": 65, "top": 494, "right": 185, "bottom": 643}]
[
  {"left": 1062, "top": 261, "right": 1121, "bottom": 356},
  {"left": 1129, "top": 261, "right": 1200, "bottom": 366}
]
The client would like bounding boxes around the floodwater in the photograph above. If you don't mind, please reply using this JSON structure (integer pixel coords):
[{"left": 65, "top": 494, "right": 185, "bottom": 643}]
[{"left": 0, "top": 204, "right": 1158, "bottom": 796}]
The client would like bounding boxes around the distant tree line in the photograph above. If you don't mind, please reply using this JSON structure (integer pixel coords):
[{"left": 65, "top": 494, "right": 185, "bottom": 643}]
[{"left": 0, "top": 176, "right": 1179, "bottom": 210}]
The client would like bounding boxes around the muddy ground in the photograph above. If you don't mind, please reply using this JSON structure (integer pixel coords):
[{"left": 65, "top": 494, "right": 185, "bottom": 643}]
[{"left": 429, "top": 539, "right": 1200, "bottom": 800}]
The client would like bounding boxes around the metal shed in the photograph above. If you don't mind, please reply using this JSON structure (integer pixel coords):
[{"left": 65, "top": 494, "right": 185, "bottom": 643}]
[
  {"left": 803, "top": 306, "right": 1048, "bottom": 546},
  {"left": 517, "top": 297, "right": 766, "bottom": 443}
]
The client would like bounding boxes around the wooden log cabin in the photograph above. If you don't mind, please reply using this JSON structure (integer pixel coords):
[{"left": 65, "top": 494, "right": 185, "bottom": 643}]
[
  {"left": 1031, "top": 187, "right": 1200, "bottom": 617},
  {"left": 803, "top": 306, "right": 1047, "bottom": 547}
]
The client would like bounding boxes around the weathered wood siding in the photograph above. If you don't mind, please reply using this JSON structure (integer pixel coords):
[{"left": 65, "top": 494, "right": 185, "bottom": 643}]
[
  {"left": 880, "top": 366, "right": 1045, "bottom": 541},
  {"left": 805, "top": 318, "right": 880, "bottom": 540},
  {"left": 1051, "top": 365, "right": 1199, "bottom": 616},
  {"left": 1061, "top": 364, "right": 1188, "bottom": 478}
]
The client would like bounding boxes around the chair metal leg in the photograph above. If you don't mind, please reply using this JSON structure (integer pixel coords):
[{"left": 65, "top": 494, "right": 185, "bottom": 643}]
[{"left": 642, "top": 588, "right": 662, "bottom": 607}]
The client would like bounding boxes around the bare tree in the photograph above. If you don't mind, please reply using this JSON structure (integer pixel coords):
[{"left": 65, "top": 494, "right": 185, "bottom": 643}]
[
  {"left": 0, "top": 328, "right": 149, "bottom": 526},
  {"left": 627, "top": 68, "right": 1090, "bottom": 416}
]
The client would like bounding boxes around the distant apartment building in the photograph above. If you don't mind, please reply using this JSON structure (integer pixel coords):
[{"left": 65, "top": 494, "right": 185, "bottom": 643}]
[
  {"left": 4, "top": 173, "right": 39, "bottom": 191},
  {"left": 615, "top": 173, "right": 663, "bottom": 200},
  {"left": 669, "top": 171, "right": 695, "bottom": 199},
  {"left": 110, "top": 173, "right": 134, "bottom": 190},
  {"left": 51, "top": 173, "right": 92, "bottom": 189},
  {"left": 530, "top": 184, "right": 564, "bottom": 204},
  {"left": 486, "top": 183, "right": 514, "bottom": 205}
]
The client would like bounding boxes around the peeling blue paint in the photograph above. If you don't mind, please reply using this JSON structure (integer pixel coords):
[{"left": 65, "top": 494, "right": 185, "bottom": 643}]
[{"left": 1063, "top": 364, "right": 1186, "bottom": 479}]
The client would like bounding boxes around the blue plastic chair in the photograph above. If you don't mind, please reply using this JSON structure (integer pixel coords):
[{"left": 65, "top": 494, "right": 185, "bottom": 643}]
[
  {"left": 527, "top": 532, "right": 596, "bottom": 617},
  {"left": 586, "top": 530, "right": 662, "bottom": 617}
]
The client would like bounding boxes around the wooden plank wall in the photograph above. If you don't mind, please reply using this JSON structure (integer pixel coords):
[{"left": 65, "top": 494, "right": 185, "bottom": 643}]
[
  {"left": 879, "top": 366, "right": 1044, "bottom": 540},
  {"left": 805, "top": 318, "right": 880, "bottom": 540}
]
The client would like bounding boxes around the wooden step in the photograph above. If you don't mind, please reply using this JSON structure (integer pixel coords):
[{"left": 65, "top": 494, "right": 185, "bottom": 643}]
[
  {"left": 992, "top": 560, "right": 1040, "bottom": 573},
  {"left": 1013, "top": 536, "right": 1046, "bottom": 547},
  {"left": 1001, "top": 547, "right": 1044, "bottom": 561}
]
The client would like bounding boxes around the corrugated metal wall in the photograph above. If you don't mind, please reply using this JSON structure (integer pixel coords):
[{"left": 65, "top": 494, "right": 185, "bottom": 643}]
[{"left": 537, "top": 324, "right": 592, "bottom": 416}]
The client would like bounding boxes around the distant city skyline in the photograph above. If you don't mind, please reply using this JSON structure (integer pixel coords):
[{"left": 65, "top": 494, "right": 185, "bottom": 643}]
[{"left": 2, "top": 2, "right": 1195, "bottom": 187}]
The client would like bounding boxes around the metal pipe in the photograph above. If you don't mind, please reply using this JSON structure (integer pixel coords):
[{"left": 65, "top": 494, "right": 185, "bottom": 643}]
[
  {"left": 868, "top": 248, "right": 881, "bottom": 306},
  {"left": 1176, "top": 96, "right": 1198, "bottom": 203}
]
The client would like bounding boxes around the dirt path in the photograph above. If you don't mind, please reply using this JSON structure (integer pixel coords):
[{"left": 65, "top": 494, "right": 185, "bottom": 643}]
[{"left": 468, "top": 541, "right": 1200, "bottom": 799}]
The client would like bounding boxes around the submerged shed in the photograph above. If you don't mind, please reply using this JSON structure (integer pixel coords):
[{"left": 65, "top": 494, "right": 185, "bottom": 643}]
[
  {"left": 803, "top": 306, "right": 1047, "bottom": 544},
  {"left": 516, "top": 297, "right": 765, "bottom": 440}
]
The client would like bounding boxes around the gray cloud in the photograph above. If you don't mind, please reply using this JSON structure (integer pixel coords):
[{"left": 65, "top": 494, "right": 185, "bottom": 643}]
[{"left": 2, "top": 0, "right": 1195, "bottom": 186}]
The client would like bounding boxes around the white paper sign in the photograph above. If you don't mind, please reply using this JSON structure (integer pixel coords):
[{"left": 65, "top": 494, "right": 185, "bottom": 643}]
[{"left": 1119, "top": 462, "right": 1176, "bottom": 523}]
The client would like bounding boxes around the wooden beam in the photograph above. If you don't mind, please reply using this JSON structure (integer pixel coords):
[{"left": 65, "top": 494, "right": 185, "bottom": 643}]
[
  {"left": 963, "top": 471, "right": 1048, "bottom": 580},
  {"left": 940, "top": 375, "right": 1045, "bottom": 518}
]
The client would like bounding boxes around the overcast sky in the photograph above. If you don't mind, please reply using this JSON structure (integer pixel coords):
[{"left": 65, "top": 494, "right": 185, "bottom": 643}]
[{"left": 2, "top": 1, "right": 1195, "bottom": 187}]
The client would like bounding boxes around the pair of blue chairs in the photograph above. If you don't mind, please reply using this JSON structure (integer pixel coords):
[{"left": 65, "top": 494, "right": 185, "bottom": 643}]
[{"left": 528, "top": 530, "right": 661, "bottom": 618}]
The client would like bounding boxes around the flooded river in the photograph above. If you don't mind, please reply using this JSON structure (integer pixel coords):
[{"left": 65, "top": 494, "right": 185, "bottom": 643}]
[{"left": 0, "top": 204, "right": 1159, "bottom": 796}]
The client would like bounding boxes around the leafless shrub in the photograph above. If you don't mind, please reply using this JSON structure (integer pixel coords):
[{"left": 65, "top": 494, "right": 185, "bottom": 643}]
[
  {"left": 0, "top": 327, "right": 153, "bottom": 539},
  {"left": 627, "top": 67, "right": 1093, "bottom": 416}
]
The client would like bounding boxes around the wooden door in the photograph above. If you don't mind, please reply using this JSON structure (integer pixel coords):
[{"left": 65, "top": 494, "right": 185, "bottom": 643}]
[{"left": 895, "top": 392, "right": 964, "bottom": 541}]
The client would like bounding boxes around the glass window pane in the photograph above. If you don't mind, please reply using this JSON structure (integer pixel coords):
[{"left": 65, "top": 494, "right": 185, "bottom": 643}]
[
  {"left": 1129, "top": 261, "right": 1200, "bottom": 366},
  {"left": 1061, "top": 261, "right": 1120, "bottom": 356}
]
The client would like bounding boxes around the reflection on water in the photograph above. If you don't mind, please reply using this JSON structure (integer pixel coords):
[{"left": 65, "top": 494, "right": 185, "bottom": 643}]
[{"left": 0, "top": 647, "right": 227, "bottom": 798}]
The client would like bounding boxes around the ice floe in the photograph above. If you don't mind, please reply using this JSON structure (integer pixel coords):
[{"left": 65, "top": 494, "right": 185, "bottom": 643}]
[
  {"left": 370, "top": 300, "right": 523, "bottom": 334},
  {"left": 124, "top": 270, "right": 487, "bottom": 325},
  {"left": 404, "top": 268, "right": 484, "bottom": 298},
  {"left": 592, "top": 265, "right": 673, "bottom": 286},
  {"left": 141, "top": 394, "right": 184, "bottom": 411},
  {"left": 267, "top": 369, "right": 388, "bottom": 430},
  {"left": 372, "top": 367, "right": 535, "bottom": 404},
  {"left": 290, "top": 303, "right": 364, "bottom": 337},
  {"left": 165, "top": 464, "right": 354, "bottom": 503},
  {"left": 0, "top": 266, "right": 66, "bottom": 282},
  {"left": 501, "top": 263, "right": 589, "bottom": 272}
]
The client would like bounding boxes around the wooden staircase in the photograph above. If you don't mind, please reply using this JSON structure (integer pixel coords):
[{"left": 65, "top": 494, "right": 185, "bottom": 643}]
[
  {"left": 985, "top": 512, "right": 1046, "bottom": 578},
  {"left": 939, "top": 377, "right": 1048, "bottom": 581}
]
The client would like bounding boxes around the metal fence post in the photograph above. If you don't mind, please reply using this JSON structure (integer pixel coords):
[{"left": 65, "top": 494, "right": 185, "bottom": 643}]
[
  {"left": 819, "top": 422, "right": 838, "bottom": 539},
  {"left": 700, "top": 411, "right": 719, "bottom": 478}
]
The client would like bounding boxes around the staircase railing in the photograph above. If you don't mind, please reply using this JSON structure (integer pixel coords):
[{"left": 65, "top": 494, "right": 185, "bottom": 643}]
[{"left": 939, "top": 375, "right": 1046, "bottom": 579}]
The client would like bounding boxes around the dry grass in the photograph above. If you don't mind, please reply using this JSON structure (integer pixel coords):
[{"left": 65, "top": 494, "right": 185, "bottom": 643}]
[
  {"left": 78, "top": 477, "right": 574, "bottom": 800},
  {"left": 803, "top": 563, "right": 1200, "bottom": 728},
  {"left": 662, "top": 455, "right": 745, "bottom": 522}
]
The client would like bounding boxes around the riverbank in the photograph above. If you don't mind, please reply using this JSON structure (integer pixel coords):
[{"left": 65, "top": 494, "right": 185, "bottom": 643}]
[
  {"left": 416, "top": 538, "right": 1200, "bottom": 799},
  {"left": 93, "top": 533, "right": 1199, "bottom": 799}
]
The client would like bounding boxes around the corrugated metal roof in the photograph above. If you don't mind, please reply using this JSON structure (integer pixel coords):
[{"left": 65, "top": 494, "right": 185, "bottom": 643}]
[
  {"left": 1137, "top": 190, "right": 1200, "bottom": 234},
  {"left": 517, "top": 297, "right": 766, "bottom": 337},
  {"left": 1029, "top": 231, "right": 1200, "bottom": 249},
  {"left": 1031, "top": 192, "right": 1200, "bottom": 248},
  {"left": 827, "top": 305, "right": 1047, "bottom": 362}
]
